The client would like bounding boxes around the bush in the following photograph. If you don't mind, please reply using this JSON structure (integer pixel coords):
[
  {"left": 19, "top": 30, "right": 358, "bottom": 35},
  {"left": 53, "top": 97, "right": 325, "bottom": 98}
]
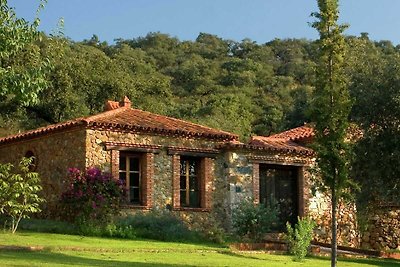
[
  {"left": 232, "top": 198, "right": 279, "bottom": 242},
  {"left": 60, "top": 167, "right": 124, "bottom": 226},
  {"left": 286, "top": 216, "right": 316, "bottom": 261},
  {"left": 110, "top": 210, "right": 197, "bottom": 242},
  {"left": 12, "top": 218, "right": 78, "bottom": 235},
  {"left": 198, "top": 216, "right": 227, "bottom": 244},
  {"left": 0, "top": 157, "right": 45, "bottom": 233},
  {"left": 77, "top": 210, "right": 226, "bottom": 243}
]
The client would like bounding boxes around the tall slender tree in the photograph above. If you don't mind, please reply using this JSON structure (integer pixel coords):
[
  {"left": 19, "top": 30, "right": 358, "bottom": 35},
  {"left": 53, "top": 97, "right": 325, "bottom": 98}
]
[{"left": 311, "top": 1, "right": 352, "bottom": 266}]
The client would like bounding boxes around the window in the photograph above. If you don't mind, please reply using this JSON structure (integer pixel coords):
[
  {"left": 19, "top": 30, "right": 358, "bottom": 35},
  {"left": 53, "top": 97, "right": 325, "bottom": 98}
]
[
  {"left": 119, "top": 153, "right": 141, "bottom": 205},
  {"left": 179, "top": 157, "right": 201, "bottom": 208}
]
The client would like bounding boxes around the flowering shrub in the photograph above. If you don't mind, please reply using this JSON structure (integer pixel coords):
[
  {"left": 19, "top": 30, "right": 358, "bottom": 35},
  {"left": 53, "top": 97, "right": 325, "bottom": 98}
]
[{"left": 60, "top": 167, "right": 124, "bottom": 225}]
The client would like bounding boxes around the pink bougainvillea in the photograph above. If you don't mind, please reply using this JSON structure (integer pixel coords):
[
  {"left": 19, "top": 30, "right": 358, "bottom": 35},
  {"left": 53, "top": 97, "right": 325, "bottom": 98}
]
[{"left": 60, "top": 167, "right": 124, "bottom": 224}]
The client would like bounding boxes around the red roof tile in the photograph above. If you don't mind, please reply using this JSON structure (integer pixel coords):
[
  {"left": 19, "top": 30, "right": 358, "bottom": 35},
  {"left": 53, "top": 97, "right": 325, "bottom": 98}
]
[
  {"left": 218, "top": 125, "right": 315, "bottom": 155},
  {"left": 0, "top": 105, "right": 238, "bottom": 145},
  {"left": 266, "top": 125, "right": 315, "bottom": 142},
  {"left": 248, "top": 136, "right": 314, "bottom": 155}
]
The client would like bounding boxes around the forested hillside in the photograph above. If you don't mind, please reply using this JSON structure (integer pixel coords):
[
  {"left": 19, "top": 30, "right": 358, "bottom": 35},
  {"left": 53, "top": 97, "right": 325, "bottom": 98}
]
[{"left": 0, "top": 32, "right": 398, "bottom": 141}]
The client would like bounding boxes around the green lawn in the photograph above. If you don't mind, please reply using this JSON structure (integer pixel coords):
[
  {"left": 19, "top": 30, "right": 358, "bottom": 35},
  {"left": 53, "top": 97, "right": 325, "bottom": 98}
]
[{"left": 0, "top": 232, "right": 398, "bottom": 267}]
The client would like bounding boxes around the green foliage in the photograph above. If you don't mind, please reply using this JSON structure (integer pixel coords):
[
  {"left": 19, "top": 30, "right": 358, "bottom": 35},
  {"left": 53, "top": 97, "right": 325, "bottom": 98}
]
[
  {"left": 310, "top": 0, "right": 352, "bottom": 196},
  {"left": 8, "top": 217, "right": 79, "bottom": 235},
  {"left": 311, "top": 1, "right": 353, "bottom": 266},
  {"left": 197, "top": 215, "right": 227, "bottom": 244},
  {"left": 0, "top": 0, "right": 49, "bottom": 106},
  {"left": 231, "top": 198, "right": 279, "bottom": 242},
  {"left": 1, "top": 26, "right": 321, "bottom": 138},
  {"left": 0, "top": 157, "right": 45, "bottom": 233},
  {"left": 348, "top": 39, "right": 400, "bottom": 206},
  {"left": 108, "top": 210, "right": 198, "bottom": 242},
  {"left": 6, "top": 4, "right": 400, "bottom": 149},
  {"left": 353, "top": 129, "right": 400, "bottom": 206},
  {"left": 59, "top": 167, "right": 124, "bottom": 226},
  {"left": 286, "top": 217, "right": 316, "bottom": 261}
]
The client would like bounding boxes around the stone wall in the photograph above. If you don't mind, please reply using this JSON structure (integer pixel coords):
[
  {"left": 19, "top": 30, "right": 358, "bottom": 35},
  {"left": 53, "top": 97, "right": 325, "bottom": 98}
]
[
  {"left": 222, "top": 148, "right": 361, "bottom": 248},
  {"left": 84, "top": 129, "right": 228, "bottom": 229},
  {"left": 221, "top": 149, "right": 314, "bottom": 232},
  {"left": 224, "top": 150, "right": 313, "bottom": 207},
  {"left": 0, "top": 128, "right": 87, "bottom": 212},
  {"left": 309, "top": 192, "right": 360, "bottom": 247},
  {"left": 223, "top": 151, "right": 254, "bottom": 205},
  {"left": 361, "top": 206, "right": 400, "bottom": 250}
]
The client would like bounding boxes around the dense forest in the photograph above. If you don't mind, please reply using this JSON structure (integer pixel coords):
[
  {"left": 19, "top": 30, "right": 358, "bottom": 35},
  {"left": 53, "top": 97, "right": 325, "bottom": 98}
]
[{"left": 1, "top": 31, "right": 397, "bottom": 142}]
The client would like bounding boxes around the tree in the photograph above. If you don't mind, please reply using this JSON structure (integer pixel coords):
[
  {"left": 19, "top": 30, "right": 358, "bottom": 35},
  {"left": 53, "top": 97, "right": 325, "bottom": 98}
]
[
  {"left": 347, "top": 38, "right": 400, "bottom": 206},
  {"left": 310, "top": 1, "right": 353, "bottom": 266},
  {"left": 0, "top": 157, "right": 44, "bottom": 233},
  {"left": 0, "top": 0, "right": 48, "bottom": 106}
]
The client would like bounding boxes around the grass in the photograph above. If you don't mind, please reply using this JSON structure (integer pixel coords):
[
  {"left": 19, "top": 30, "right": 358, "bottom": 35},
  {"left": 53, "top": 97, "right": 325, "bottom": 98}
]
[
  {"left": 0, "top": 231, "right": 399, "bottom": 267},
  {"left": 0, "top": 231, "right": 222, "bottom": 251}
]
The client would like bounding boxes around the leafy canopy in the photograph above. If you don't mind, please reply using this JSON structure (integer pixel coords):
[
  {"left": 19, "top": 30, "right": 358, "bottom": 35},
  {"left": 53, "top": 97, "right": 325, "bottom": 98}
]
[
  {"left": 310, "top": 0, "right": 352, "bottom": 197},
  {"left": 0, "top": 0, "right": 49, "bottom": 105}
]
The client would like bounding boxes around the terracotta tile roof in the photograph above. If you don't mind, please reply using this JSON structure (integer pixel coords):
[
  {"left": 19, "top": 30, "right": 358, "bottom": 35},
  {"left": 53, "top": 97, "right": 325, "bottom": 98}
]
[
  {"left": 0, "top": 120, "right": 85, "bottom": 145},
  {"left": 0, "top": 104, "right": 238, "bottom": 145},
  {"left": 266, "top": 125, "right": 315, "bottom": 142},
  {"left": 216, "top": 125, "right": 314, "bottom": 156},
  {"left": 245, "top": 125, "right": 315, "bottom": 155},
  {"left": 218, "top": 138, "right": 313, "bottom": 156},
  {"left": 248, "top": 136, "right": 314, "bottom": 155},
  {"left": 85, "top": 106, "right": 238, "bottom": 140}
]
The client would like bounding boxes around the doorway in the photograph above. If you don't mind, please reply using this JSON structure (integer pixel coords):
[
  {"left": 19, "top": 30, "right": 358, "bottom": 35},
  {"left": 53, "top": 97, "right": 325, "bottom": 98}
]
[{"left": 259, "top": 164, "right": 299, "bottom": 230}]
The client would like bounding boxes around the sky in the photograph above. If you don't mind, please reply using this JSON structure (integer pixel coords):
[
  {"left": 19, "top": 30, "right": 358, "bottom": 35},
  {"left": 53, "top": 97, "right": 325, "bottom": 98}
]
[{"left": 8, "top": 0, "right": 400, "bottom": 45}]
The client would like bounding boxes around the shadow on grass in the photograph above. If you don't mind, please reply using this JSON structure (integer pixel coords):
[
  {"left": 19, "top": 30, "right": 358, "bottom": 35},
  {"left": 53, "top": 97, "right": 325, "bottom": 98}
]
[
  {"left": 340, "top": 256, "right": 400, "bottom": 267},
  {"left": 310, "top": 255, "right": 400, "bottom": 267},
  {"left": 218, "top": 251, "right": 287, "bottom": 262},
  {"left": 0, "top": 250, "right": 196, "bottom": 267},
  {"left": 218, "top": 250, "right": 265, "bottom": 261}
]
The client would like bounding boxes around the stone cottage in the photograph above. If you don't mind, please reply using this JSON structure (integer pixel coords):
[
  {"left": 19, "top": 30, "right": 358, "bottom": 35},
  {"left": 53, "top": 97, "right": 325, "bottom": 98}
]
[{"left": 0, "top": 97, "right": 360, "bottom": 245}]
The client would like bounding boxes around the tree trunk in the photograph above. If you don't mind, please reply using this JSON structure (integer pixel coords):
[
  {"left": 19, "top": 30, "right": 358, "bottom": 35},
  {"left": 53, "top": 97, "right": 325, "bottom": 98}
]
[{"left": 331, "top": 188, "right": 337, "bottom": 267}]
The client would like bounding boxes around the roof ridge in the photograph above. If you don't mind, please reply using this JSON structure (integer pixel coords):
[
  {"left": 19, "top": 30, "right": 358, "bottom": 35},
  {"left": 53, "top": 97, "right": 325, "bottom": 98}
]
[
  {"left": 266, "top": 125, "right": 314, "bottom": 141},
  {"left": 128, "top": 108, "right": 239, "bottom": 139},
  {"left": 83, "top": 106, "right": 129, "bottom": 122}
]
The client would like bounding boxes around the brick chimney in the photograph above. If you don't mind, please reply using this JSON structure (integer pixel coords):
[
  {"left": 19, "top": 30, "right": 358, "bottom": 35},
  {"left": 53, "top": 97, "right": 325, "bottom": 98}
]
[
  {"left": 104, "top": 100, "right": 120, "bottom": 111},
  {"left": 121, "top": 96, "right": 131, "bottom": 108},
  {"left": 104, "top": 96, "right": 131, "bottom": 111}
]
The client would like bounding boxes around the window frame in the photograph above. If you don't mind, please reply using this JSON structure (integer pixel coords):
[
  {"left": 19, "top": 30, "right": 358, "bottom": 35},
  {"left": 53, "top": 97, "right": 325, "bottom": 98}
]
[
  {"left": 179, "top": 156, "right": 201, "bottom": 208},
  {"left": 170, "top": 150, "right": 215, "bottom": 212},
  {"left": 119, "top": 152, "right": 143, "bottom": 205}
]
